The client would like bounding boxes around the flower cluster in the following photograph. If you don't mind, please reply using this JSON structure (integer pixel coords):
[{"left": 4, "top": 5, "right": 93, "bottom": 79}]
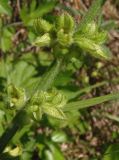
[{"left": 33, "top": 13, "right": 111, "bottom": 60}]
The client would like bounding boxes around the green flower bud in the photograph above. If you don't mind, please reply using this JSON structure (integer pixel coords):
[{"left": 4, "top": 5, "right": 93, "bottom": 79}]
[
  {"left": 96, "top": 62, "right": 103, "bottom": 69},
  {"left": 44, "top": 107, "right": 66, "bottom": 120},
  {"left": 93, "top": 31, "right": 107, "bottom": 44},
  {"left": 34, "top": 18, "right": 53, "bottom": 34},
  {"left": 57, "top": 29, "right": 73, "bottom": 47},
  {"left": 50, "top": 89, "right": 67, "bottom": 108},
  {"left": 81, "top": 22, "right": 97, "bottom": 36},
  {"left": 56, "top": 13, "right": 74, "bottom": 33},
  {"left": 91, "top": 71, "right": 99, "bottom": 77},
  {"left": 77, "top": 22, "right": 108, "bottom": 45},
  {"left": 29, "top": 89, "right": 67, "bottom": 120},
  {"left": 33, "top": 33, "right": 51, "bottom": 47},
  {"left": 61, "top": 48, "right": 69, "bottom": 55},
  {"left": 5, "top": 146, "right": 22, "bottom": 157},
  {"left": 75, "top": 36, "right": 94, "bottom": 52},
  {"left": 8, "top": 85, "right": 26, "bottom": 109},
  {"left": 53, "top": 45, "right": 69, "bottom": 57},
  {"left": 28, "top": 105, "right": 39, "bottom": 112},
  {"left": 71, "top": 57, "right": 82, "bottom": 69},
  {"left": 83, "top": 76, "right": 89, "bottom": 84},
  {"left": 93, "top": 45, "right": 112, "bottom": 60},
  {"left": 75, "top": 36, "right": 112, "bottom": 60}
]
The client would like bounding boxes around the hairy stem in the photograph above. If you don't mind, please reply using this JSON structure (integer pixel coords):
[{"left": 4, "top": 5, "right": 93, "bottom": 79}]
[
  {"left": 0, "top": 110, "right": 28, "bottom": 154},
  {"left": 0, "top": 59, "right": 63, "bottom": 154}
]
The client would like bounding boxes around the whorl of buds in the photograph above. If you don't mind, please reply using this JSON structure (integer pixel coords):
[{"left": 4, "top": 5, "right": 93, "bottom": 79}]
[
  {"left": 7, "top": 85, "right": 67, "bottom": 120},
  {"left": 33, "top": 14, "right": 112, "bottom": 60},
  {"left": 29, "top": 89, "right": 67, "bottom": 120},
  {"left": 8, "top": 85, "right": 26, "bottom": 109},
  {"left": 74, "top": 21, "right": 111, "bottom": 60},
  {"left": 56, "top": 13, "right": 74, "bottom": 33}
]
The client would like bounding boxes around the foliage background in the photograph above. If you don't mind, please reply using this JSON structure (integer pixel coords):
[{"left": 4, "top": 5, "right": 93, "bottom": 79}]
[{"left": 0, "top": 0, "right": 119, "bottom": 159}]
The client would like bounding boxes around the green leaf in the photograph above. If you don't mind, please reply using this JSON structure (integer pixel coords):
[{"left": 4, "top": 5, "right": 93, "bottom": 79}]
[
  {"left": 12, "top": 125, "right": 31, "bottom": 144},
  {"left": 0, "top": 110, "right": 5, "bottom": 136},
  {"left": 44, "top": 107, "right": 66, "bottom": 120},
  {"left": 20, "top": 2, "right": 56, "bottom": 26},
  {"left": 78, "top": 0, "right": 105, "bottom": 31},
  {"left": 64, "top": 92, "right": 119, "bottom": 111},
  {"left": 1, "top": 27, "right": 13, "bottom": 52},
  {"left": 62, "top": 81, "right": 107, "bottom": 100},
  {"left": 30, "top": 0, "right": 37, "bottom": 12},
  {"left": 101, "top": 20, "right": 118, "bottom": 31},
  {"left": 105, "top": 114, "right": 119, "bottom": 123},
  {"left": 0, "top": 110, "right": 4, "bottom": 121},
  {"left": 103, "top": 144, "right": 119, "bottom": 160},
  {"left": 44, "top": 150, "right": 54, "bottom": 160},
  {"left": 45, "top": 142, "right": 65, "bottom": 160},
  {"left": 58, "top": 3, "right": 82, "bottom": 16},
  {"left": 0, "top": 110, "right": 29, "bottom": 154},
  {"left": 51, "top": 131, "right": 67, "bottom": 143},
  {"left": 0, "top": 0, "right": 12, "bottom": 16},
  {"left": 35, "top": 60, "right": 62, "bottom": 92},
  {"left": 8, "top": 60, "right": 37, "bottom": 92}
]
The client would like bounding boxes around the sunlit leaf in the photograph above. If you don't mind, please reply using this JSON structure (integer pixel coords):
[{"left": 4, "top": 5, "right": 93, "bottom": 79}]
[
  {"left": 64, "top": 92, "right": 119, "bottom": 111},
  {"left": 103, "top": 144, "right": 119, "bottom": 160},
  {"left": 36, "top": 59, "right": 62, "bottom": 92},
  {"left": 44, "top": 107, "right": 66, "bottom": 120},
  {"left": 78, "top": 0, "right": 105, "bottom": 31},
  {"left": 51, "top": 131, "right": 67, "bottom": 143},
  {"left": 0, "top": 0, "right": 12, "bottom": 16}
]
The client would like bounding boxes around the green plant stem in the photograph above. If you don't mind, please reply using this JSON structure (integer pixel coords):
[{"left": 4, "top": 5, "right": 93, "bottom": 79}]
[
  {"left": 0, "top": 59, "right": 63, "bottom": 154},
  {"left": 0, "top": 110, "right": 29, "bottom": 154}
]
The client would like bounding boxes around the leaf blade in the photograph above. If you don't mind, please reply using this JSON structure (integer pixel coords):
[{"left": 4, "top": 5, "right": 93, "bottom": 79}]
[
  {"left": 78, "top": 0, "right": 105, "bottom": 31},
  {"left": 64, "top": 92, "right": 119, "bottom": 111},
  {"left": 31, "top": 59, "right": 62, "bottom": 96}
]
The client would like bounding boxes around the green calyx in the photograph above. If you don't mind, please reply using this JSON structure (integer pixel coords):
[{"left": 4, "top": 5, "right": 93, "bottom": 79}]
[
  {"left": 7, "top": 85, "right": 26, "bottom": 109},
  {"left": 75, "top": 36, "right": 112, "bottom": 60},
  {"left": 57, "top": 29, "right": 73, "bottom": 47},
  {"left": 33, "top": 33, "right": 51, "bottom": 47},
  {"left": 34, "top": 18, "right": 53, "bottom": 34},
  {"left": 29, "top": 89, "right": 67, "bottom": 120},
  {"left": 56, "top": 13, "right": 75, "bottom": 33},
  {"left": 74, "top": 21, "right": 112, "bottom": 60},
  {"left": 33, "top": 14, "right": 112, "bottom": 60},
  {"left": 7, "top": 85, "right": 67, "bottom": 120}
]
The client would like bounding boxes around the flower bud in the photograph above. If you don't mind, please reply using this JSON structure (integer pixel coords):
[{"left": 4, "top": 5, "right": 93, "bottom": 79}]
[
  {"left": 93, "top": 31, "right": 107, "bottom": 44},
  {"left": 29, "top": 89, "right": 67, "bottom": 120},
  {"left": 33, "top": 33, "right": 51, "bottom": 47},
  {"left": 8, "top": 85, "right": 26, "bottom": 109},
  {"left": 56, "top": 13, "right": 74, "bottom": 33},
  {"left": 81, "top": 22, "right": 97, "bottom": 36},
  {"left": 34, "top": 18, "right": 53, "bottom": 34},
  {"left": 57, "top": 29, "right": 73, "bottom": 47},
  {"left": 75, "top": 36, "right": 112, "bottom": 60}
]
